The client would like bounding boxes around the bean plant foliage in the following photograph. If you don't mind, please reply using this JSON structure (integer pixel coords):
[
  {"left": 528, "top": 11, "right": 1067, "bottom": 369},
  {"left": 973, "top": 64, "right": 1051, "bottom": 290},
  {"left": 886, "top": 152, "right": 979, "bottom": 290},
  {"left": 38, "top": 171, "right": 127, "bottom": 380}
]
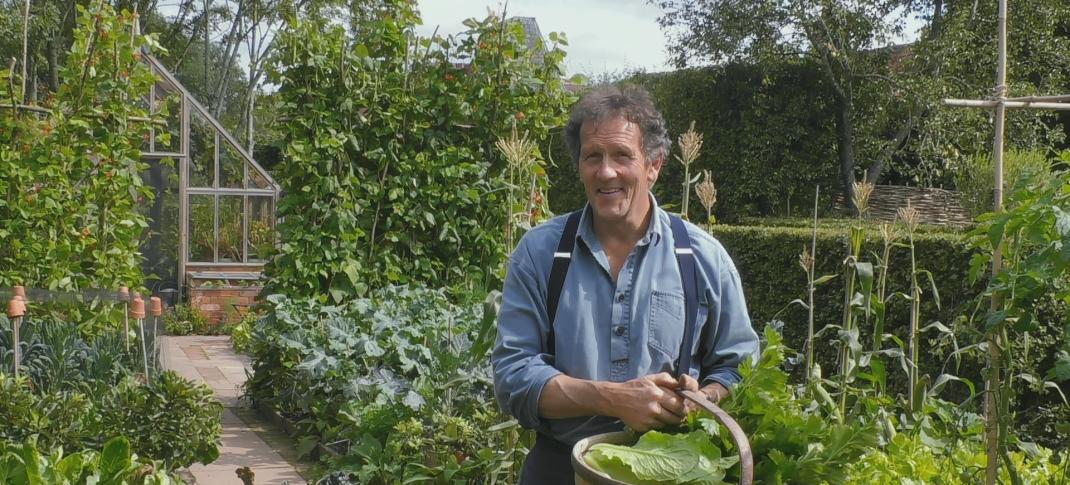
[
  {"left": 248, "top": 286, "right": 520, "bottom": 482},
  {"left": 263, "top": 0, "right": 577, "bottom": 303},
  {"left": 0, "top": 2, "right": 160, "bottom": 292}
]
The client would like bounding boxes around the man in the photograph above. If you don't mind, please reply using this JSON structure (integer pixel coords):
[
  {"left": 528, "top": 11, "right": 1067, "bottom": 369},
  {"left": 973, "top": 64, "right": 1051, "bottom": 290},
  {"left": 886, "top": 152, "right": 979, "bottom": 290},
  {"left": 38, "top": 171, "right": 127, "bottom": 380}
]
[{"left": 492, "top": 84, "right": 758, "bottom": 483}]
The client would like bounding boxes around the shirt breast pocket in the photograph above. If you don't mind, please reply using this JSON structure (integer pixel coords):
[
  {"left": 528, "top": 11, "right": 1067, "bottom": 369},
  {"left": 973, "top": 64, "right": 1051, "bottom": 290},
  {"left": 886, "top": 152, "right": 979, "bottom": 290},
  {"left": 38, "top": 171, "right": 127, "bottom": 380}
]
[{"left": 648, "top": 291, "right": 685, "bottom": 357}]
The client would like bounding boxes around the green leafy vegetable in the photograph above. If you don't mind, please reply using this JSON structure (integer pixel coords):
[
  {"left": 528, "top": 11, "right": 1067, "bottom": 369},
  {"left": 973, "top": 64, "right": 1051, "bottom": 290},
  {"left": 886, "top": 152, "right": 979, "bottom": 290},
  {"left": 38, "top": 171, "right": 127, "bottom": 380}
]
[{"left": 585, "top": 430, "right": 736, "bottom": 485}]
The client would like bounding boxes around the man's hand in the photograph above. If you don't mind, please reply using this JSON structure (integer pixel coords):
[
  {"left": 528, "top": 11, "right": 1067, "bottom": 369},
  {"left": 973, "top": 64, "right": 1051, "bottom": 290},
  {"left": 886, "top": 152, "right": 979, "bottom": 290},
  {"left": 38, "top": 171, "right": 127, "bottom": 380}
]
[
  {"left": 603, "top": 372, "right": 688, "bottom": 432},
  {"left": 678, "top": 374, "right": 729, "bottom": 416},
  {"left": 538, "top": 373, "right": 729, "bottom": 432}
]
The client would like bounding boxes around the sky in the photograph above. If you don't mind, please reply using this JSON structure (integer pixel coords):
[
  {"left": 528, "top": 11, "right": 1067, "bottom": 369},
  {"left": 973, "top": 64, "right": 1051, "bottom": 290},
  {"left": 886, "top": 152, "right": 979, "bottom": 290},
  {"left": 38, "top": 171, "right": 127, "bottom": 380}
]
[{"left": 414, "top": 0, "right": 673, "bottom": 77}]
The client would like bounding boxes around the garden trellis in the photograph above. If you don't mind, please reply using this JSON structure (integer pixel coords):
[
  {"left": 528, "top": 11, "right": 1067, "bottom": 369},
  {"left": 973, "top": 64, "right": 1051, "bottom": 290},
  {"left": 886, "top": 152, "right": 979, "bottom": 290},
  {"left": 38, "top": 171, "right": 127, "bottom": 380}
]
[{"left": 942, "top": 0, "right": 1070, "bottom": 482}]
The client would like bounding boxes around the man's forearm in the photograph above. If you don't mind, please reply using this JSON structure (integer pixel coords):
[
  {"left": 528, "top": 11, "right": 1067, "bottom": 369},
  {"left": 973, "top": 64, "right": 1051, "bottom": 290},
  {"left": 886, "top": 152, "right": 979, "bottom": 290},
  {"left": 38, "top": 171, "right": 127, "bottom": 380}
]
[{"left": 537, "top": 374, "right": 612, "bottom": 419}]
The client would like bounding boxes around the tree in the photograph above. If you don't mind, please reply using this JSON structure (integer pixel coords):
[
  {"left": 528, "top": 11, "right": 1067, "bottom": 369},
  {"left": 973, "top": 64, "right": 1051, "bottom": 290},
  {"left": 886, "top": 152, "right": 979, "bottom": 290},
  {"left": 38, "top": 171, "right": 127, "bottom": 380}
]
[
  {"left": 905, "top": 0, "right": 1070, "bottom": 188},
  {"left": 654, "top": 0, "right": 924, "bottom": 207}
]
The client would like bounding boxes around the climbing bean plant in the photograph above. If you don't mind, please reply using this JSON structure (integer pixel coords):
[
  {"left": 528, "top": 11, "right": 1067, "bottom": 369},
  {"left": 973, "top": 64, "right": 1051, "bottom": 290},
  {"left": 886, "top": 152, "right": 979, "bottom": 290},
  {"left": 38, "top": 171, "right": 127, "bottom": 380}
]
[
  {"left": 0, "top": 2, "right": 159, "bottom": 293},
  {"left": 263, "top": 0, "right": 577, "bottom": 302}
]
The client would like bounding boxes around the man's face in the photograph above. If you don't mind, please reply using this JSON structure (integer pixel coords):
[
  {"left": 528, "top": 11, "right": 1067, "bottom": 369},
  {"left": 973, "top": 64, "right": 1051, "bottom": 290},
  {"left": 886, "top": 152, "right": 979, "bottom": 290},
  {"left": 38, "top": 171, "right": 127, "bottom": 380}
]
[{"left": 578, "top": 115, "right": 662, "bottom": 228}]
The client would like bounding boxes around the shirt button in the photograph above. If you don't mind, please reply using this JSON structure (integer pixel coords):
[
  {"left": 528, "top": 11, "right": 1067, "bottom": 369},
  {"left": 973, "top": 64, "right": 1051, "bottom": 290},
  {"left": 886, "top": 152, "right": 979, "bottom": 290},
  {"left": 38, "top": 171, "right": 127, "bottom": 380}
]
[
  {"left": 614, "top": 326, "right": 625, "bottom": 336},
  {"left": 616, "top": 293, "right": 625, "bottom": 303}
]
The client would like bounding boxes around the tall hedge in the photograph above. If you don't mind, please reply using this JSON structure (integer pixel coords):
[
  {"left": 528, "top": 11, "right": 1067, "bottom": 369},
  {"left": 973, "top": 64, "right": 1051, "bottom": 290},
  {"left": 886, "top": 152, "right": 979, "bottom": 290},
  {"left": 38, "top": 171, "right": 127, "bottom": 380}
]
[{"left": 548, "top": 61, "right": 840, "bottom": 220}]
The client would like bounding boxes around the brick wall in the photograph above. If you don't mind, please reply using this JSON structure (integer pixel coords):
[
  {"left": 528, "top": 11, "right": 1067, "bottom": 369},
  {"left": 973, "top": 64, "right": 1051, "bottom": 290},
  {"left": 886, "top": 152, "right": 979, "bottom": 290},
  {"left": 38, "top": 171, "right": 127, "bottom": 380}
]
[{"left": 188, "top": 285, "right": 262, "bottom": 324}]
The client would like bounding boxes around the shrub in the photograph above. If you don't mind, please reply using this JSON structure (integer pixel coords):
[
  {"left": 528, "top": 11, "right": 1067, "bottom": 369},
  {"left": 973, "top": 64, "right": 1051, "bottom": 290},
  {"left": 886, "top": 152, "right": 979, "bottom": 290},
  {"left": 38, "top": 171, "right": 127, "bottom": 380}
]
[
  {"left": 163, "top": 304, "right": 209, "bottom": 336},
  {"left": 97, "top": 372, "right": 222, "bottom": 469},
  {"left": 953, "top": 148, "right": 1052, "bottom": 218},
  {"left": 0, "top": 314, "right": 221, "bottom": 470}
]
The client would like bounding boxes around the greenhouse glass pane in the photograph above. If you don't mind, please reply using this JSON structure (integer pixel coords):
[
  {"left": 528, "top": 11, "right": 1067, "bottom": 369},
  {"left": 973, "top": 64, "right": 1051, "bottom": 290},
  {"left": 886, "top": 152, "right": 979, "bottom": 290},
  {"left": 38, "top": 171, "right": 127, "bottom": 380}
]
[
  {"left": 189, "top": 195, "right": 215, "bottom": 262},
  {"left": 218, "top": 196, "right": 244, "bottom": 262},
  {"left": 189, "top": 112, "right": 215, "bottom": 187},
  {"left": 248, "top": 196, "right": 275, "bottom": 262},
  {"left": 219, "top": 141, "right": 243, "bottom": 188},
  {"left": 140, "top": 158, "right": 179, "bottom": 292}
]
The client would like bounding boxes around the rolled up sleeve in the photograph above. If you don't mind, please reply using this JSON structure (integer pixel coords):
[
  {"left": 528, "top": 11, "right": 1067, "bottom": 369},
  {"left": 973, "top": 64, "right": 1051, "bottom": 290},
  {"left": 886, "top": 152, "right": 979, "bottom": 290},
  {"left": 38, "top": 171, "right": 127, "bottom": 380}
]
[
  {"left": 699, "top": 253, "right": 759, "bottom": 390},
  {"left": 491, "top": 242, "right": 562, "bottom": 430}
]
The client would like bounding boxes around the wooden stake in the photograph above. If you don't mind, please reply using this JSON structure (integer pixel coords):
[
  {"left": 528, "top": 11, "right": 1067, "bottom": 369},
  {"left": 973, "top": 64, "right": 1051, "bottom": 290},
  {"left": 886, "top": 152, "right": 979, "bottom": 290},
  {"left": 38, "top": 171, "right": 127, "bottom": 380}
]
[
  {"left": 120, "top": 286, "right": 130, "bottom": 350},
  {"left": 943, "top": 99, "right": 1070, "bottom": 110},
  {"left": 985, "top": 1, "right": 1008, "bottom": 483},
  {"left": 20, "top": 0, "right": 30, "bottom": 100}
]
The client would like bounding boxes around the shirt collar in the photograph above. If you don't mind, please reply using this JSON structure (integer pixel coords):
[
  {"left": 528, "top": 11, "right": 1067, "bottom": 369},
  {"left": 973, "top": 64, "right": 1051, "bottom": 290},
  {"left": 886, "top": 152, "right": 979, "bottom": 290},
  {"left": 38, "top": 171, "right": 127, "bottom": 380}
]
[{"left": 576, "top": 192, "right": 665, "bottom": 249}]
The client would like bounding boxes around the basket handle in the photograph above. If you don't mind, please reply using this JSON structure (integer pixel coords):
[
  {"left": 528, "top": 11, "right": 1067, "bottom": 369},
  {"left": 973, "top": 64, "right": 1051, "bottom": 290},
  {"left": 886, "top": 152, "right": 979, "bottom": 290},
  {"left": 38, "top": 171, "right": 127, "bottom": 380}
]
[{"left": 678, "top": 389, "right": 753, "bottom": 485}]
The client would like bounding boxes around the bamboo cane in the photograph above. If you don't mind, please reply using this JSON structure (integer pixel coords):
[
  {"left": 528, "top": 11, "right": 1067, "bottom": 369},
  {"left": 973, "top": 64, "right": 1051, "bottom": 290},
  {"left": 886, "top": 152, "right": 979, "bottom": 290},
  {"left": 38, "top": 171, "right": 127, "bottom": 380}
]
[
  {"left": 150, "top": 296, "right": 162, "bottom": 378},
  {"left": 985, "top": 1, "right": 1009, "bottom": 483},
  {"left": 131, "top": 293, "right": 149, "bottom": 381},
  {"left": 119, "top": 286, "right": 130, "bottom": 351},
  {"left": 7, "top": 293, "right": 26, "bottom": 379}
]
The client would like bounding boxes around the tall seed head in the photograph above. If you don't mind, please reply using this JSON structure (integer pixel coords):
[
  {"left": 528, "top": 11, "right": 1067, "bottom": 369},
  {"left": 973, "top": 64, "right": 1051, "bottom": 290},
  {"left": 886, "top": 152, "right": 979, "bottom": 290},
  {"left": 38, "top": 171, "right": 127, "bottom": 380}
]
[
  {"left": 496, "top": 124, "right": 538, "bottom": 171},
  {"left": 897, "top": 203, "right": 920, "bottom": 234},
  {"left": 852, "top": 175, "right": 875, "bottom": 217},
  {"left": 696, "top": 170, "right": 717, "bottom": 213},
  {"left": 879, "top": 222, "right": 899, "bottom": 244},
  {"left": 676, "top": 121, "right": 703, "bottom": 167},
  {"left": 799, "top": 246, "right": 813, "bottom": 273}
]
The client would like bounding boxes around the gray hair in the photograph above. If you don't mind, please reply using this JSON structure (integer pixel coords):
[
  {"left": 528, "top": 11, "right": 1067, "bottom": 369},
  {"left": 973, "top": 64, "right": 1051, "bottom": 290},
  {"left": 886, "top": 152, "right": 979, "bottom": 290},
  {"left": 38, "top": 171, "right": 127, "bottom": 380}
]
[{"left": 563, "top": 84, "right": 671, "bottom": 165}]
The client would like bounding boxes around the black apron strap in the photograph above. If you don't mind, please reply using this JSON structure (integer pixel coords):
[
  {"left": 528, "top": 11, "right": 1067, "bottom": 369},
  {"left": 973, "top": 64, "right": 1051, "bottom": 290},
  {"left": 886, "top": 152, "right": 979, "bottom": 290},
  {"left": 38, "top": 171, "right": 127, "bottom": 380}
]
[
  {"left": 546, "top": 210, "right": 583, "bottom": 355},
  {"left": 669, "top": 215, "right": 700, "bottom": 379}
]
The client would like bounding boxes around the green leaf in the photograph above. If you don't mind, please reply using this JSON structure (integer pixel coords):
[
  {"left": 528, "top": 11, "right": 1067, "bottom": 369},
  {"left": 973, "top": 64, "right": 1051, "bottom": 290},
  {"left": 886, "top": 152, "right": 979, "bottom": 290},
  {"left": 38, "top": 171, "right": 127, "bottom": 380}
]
[
  {"left": 1048, "top": 351, "right": 1070, "bottom": 382},
  {"left": 987, "top": 219, "right": 1006, "bottom": 249},
  {"left": 297, "top": 436, "right": 320, "bottom": 458},
  {"left": 585, "top": 431, "right": 735, "bottom": 484},
  {"left": 813, "top": 274, "right": 838, "bottom": 286},
  {"left": 985, "top": 310, "right": 1008, "bottom": 330},
  {"left": 918, "top": 270, "right": 942, "bottom": 309},
  {"left": 928, "top": 373, "right": 975, "bottom": 399},
  {"left": 99, "top": 437, "right": 132, "bottom": 481}
]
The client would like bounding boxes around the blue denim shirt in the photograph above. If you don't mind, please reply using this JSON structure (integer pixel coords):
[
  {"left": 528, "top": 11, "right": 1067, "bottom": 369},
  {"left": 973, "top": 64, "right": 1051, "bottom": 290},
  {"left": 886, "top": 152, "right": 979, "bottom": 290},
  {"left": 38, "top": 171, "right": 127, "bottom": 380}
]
[{"left": 491, "top": 196, "right": 759, "bottom": 445}]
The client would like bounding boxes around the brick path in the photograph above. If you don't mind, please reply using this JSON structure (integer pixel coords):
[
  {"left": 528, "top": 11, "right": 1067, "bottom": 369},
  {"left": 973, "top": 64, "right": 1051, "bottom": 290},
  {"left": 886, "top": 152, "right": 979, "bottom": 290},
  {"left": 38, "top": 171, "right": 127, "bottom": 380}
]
[{"left": 161, "top": 336, "right": 308, "bottom": 484}]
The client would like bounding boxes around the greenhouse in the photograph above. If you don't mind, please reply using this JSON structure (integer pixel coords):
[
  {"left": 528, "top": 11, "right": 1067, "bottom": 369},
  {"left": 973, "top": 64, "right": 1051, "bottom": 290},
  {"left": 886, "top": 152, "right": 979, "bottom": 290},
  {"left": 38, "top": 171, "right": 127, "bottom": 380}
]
[{"left": 139, "top": 54, "right": 280, "bottom": 304}]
